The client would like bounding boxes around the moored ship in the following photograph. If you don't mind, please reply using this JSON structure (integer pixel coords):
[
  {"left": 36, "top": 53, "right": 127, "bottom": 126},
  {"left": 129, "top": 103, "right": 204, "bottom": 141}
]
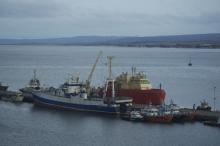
[
  {"left": 141, "top": 105, "right": 173, "bottom": 123},
  {"left": 0, "top": 82, "right": 8, "bottom": 91},
  {"left": 105, "top": 66, "right": 166, "bottom": 105},
  {"left": 32, "top": 53, "right": 132, "bottom": 114},
  {"left": 32, "top": 75, "right": 132, "bottom": 114},
  {"left": 20, "top": 70, "right": 42, "bottom": 102}
]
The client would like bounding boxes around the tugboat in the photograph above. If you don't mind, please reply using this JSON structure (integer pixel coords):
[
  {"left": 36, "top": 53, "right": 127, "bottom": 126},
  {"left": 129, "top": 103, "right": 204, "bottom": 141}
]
[
  {"left": 0, "top": 82, "right": 24, "bottom": 102},
  {"left": 141, "top": 105, "right": 173, "bottom": 123},
  {"left": 194, "top": 100, "right": 218, "bottom": 122},
  {"left": 105, "top": 66, "right": 166, "bottom": 105},
  {"left": 20, "top": 69, "right": 42, "bottom": 102},
  {"left": 0, "top": 82, "right": 8, "bottom": 91},
  {"left": 196, "top": 100, "right": 211, "bottom": 111}
]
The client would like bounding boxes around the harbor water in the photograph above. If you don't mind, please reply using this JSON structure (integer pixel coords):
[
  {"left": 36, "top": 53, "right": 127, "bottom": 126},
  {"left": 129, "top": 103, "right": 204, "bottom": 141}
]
[{"left": 0, "top": 45, "right": 220, "bottom": 146}]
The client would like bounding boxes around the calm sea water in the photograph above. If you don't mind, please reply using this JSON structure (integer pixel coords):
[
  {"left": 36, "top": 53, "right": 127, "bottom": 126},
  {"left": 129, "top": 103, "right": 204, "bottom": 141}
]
[{"left": 0, "top": 45, "right": 220, "bottom": 146}]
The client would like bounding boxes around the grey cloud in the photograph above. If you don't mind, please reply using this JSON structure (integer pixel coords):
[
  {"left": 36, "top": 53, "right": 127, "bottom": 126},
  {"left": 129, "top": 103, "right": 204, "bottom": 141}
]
[
  {"left": 167, "top": 12, "right": 220, "bottom": 26},
  {"left": 197, "top": 12, "right": 220, "bottom": 24},
  {"left": 0, "top": 0, "right": 66, "bottom": 18},
  {"left": 0, "top": 0, "right": 220, "bottom": 38}
]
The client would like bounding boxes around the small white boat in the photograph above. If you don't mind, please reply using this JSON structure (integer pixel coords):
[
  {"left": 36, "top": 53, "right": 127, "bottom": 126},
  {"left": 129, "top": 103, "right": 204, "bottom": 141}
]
[{"left": 121, "top": 111, "right": 143, "bottom": 121}]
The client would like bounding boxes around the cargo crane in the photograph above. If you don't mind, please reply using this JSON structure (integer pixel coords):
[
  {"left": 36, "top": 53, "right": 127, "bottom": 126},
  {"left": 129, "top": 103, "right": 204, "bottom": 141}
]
[{"left": 85, "top": 51, "right": 103, "bottom": 94}]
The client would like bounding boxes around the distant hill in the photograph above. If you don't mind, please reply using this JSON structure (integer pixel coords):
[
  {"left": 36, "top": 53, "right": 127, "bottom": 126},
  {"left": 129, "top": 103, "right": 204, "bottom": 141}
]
[{"left": 0, "top": 33, "right": 220, "bottom": 48}]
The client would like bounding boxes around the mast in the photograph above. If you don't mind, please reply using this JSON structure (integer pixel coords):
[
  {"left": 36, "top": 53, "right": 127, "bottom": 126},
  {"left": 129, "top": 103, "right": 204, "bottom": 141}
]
[
  {"left": 107, "top": 56, "right": 114, "bottom": 79},
  {"left": 213, "top": 86, "right": 216, "bottom": 111},
  {"left": 131, "top": 66, "right": 136, "bottom": 76},
  {"left": 33, "top": 69, "right": 37, "bottom": 80},
  {"left": 105, "top": 56, "right": 115, "bottom": 99}
]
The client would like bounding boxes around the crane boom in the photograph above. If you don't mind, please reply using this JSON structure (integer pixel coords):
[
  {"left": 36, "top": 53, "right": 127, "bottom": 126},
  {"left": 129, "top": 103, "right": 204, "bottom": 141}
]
[{"left": 86, "top": 51, "right": 103, "bottom": 90}]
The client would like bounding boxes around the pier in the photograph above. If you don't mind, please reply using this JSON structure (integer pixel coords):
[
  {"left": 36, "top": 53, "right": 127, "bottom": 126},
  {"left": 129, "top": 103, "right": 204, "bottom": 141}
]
[
  {"left": 180, "top": 108, "right": 220, "bottom": 117},
  {"left": 180, "top": 108, "right": 220, "bottom": 122}
]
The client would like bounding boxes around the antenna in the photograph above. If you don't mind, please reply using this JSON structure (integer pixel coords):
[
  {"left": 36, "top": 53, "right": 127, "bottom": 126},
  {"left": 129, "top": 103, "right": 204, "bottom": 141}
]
[
  {"left": 214, "top": 86, "right": 216, "bottom": 111},
  {"left": 131, "top": 66, "right": 136, "bottom": 76},
  {"left": 33, "top": 69, "right": 37, "bottom": 79},
  {"left": 159, "top": 83, "right": 162, "bottom": 89},
  {"left": 107, "top": 56, "right": 114, "bottom": 79}
]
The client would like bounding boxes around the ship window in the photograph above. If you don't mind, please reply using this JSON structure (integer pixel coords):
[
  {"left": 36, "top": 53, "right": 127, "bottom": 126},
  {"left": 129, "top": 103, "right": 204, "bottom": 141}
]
[{"left": 140, "top": 80, "right": 147, "bottom": 84}]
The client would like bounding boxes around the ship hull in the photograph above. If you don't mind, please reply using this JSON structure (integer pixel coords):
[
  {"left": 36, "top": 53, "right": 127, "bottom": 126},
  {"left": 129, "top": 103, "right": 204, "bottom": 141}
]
[
  {"left": 19, "top": 88, "right": 35, "bottom": 102},
  {"left": 172, "top": 113, "right": 195, "bottom": 122},
  {"left": 115, "top": 89, "right": 166, "bottom": 105},
  {"left": 144, "top": 115, "right": 173, "bottom": 123},
  {"left": 32, "top": 92, "right": 119, "bottom": 114}
]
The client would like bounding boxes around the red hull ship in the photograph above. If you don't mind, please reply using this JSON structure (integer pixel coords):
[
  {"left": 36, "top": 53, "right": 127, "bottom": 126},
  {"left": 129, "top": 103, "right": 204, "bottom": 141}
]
[
  {"left": 116, "top": 89, "right": 165, "bottom": 105},
  {"left": 145, "top": 115, "right": 173, "bottom": 123},
  {"left": 141, "top": 106, "right": 173, "bottom": 123},
  {"left": 105, "top": 67, "right": 166, "bottom": 105}
]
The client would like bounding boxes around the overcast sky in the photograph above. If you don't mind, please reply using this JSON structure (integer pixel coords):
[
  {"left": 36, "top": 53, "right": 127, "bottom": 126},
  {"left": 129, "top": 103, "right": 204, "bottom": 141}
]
[{"left": 0, "top": 0, "right": 220, "bottom": 38}]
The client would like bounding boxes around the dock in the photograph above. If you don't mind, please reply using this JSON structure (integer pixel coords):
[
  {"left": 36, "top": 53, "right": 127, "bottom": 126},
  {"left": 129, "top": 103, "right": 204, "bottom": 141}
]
[
  {"left": 180, "top": 108, "right": 220, "bottom": 122},
  {"left": 180, "top": 108, "right": 220, "bottom": 117}
]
